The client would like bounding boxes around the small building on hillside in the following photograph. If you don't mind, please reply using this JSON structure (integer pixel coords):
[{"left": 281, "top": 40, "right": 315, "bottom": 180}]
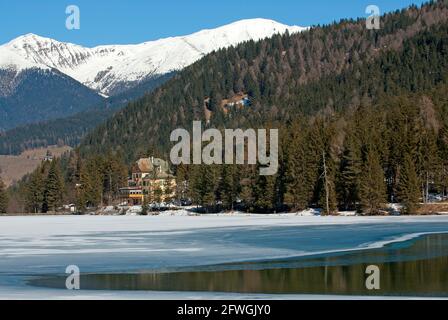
[
  {"left": 121, "top": 157, "right": 176, "bottom": 205},
  {"left": 221, "top": 93, "right": 250, "bottom": 109},
  {"left": 203, "top": 93, "right": 251, "bottom": 122},
  {"left": 44, "top": 150, "right": 54, "bottom": 162}
]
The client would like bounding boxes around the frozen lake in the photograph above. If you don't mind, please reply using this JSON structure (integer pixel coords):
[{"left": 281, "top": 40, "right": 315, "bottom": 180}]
[{"left": 1, "top": 215, "right": 448, "bottom": 299}]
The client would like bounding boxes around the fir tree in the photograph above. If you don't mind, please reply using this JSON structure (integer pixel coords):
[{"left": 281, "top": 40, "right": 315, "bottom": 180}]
[
  {"left": 284, "top": 125, "right": 311, "bottom": 210},
  {"left": 175, "top": 164, "right": 189, "bottom": 200},
  {"left": 218, "top": 165, "right": 238, "bottom": 211},
  {"left": 337, "top": 135, "right": 363, "bottom": 210},
  {"left": 397, "top": 154, "right": 421, "bottom": 214},
  {"left": 25, "top": 169, "right": 45, "bottom": 213},
  {"left": 253, "top": 170, "right": 276, "bottom": 212},
  {"left": 189, "top": 165, "right": 217, "bottom": 212},
  {"left": 42, "top": 160, "right": 65, "bottom": 213},
  {"left": 75, "top": 185, "right": 86, "bottom": 213},
  {"left": 359, "top": 149, "right": 387, "bottom": 215},
  {"left": 200, "top": 165, "right": 218, "bottom": 212},
  {"left": 153, "top": 184, "right": 163, "bottom": 204},
  {"left": 163, "top": 179, "right": 174, "bottom": 203},
  {"left": 239, "top": 176, "right": 254, "bottom": 212},
  {"left": 102, "top": 153, "right": 128, "bottom": 205},
  {"left": 77, "top": 157, "right": 102, "bottom": 210}
]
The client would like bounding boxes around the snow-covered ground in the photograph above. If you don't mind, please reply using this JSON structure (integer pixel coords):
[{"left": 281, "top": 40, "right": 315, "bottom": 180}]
[{"left": 1, "top": 214, "right": 448, "bottom": 299}]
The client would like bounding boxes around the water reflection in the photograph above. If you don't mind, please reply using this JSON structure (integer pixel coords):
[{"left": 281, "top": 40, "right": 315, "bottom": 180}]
[{"left": 30, "top": 234, "right": 448, "bottom": 297}]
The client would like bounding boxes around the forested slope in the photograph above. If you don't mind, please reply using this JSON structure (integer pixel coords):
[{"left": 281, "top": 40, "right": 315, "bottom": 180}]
[{"left": 79, "top": 1, "right": 448, "bottom": 162}]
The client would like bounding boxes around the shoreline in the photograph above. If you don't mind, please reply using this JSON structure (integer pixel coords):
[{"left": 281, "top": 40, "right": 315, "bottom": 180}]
[{"left": 2, "top": 211, "right": 448, "bottom": 218}]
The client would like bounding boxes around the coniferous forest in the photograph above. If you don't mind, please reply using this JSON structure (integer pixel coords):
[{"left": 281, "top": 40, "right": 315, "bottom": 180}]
[{"left": 7, "top": 1, "right": 448, "bottom": 215}]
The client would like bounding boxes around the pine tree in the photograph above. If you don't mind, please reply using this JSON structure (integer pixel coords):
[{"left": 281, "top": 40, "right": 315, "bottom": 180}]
[
  {"left": 397, "top": 154, "right": 421, "bottom": 214},
  {"left": 188, "top": 165, "right": 202, "bottom": 206},
  {"left": 77, "top": 158, "right": 102, "bottom": 211},
  {"left": 418, "top": 95, "right": 440, "bottom": 203},
  {"left": 359, "top": 149, "right": 387, "bottom": 215},
  {"left": 42, "top": 160, "right": 65, "bottom": 213},
  {"left": 153, "top": 184, "right": 163, "bottom": 204},
  {"left": 188, "top": 164, "right": 216, "bottom": 211},
  {"left": 239, "top": 168, "right": 255, "bottom": 212},
  {"left": 103, "top": 153, "right": 128, "bottom": 204},
  {"left": 239, "top": 182, "right": 253, "bottom": 212},
  {"left": 218, "top": 165, "right": 238, "bottom": 211},
  {"left": 281, "top": 116, "right": 336, "bottom": 214},
  {"left": 337, "top": 134, "right": 363, "bottom": 210},
  {"left": 0, "top": 177, "right": 8, "bottom": 214},
  {"left": 175, "top": 164, "right": 189, "bottom": 200},
  {"left": 200, "top": 165, "right": 218, "bottom": 212},
  {"left": 284, "top": 125, "right": 312, "bottom": 210},
  {"left": 25, "top": 169, "right": 44, "bottom": 213},
  {"left": 253, "top": 168, "right": 276, "bottom": 212},
  {"left": 66, "top": 151, "right": 81, "bottom": 184},
  {"left": 75, "top": 185, "right": 85, "bottom": 213},
  {"left": 163, "top": 179, "right": 174, "bottom": 203}
]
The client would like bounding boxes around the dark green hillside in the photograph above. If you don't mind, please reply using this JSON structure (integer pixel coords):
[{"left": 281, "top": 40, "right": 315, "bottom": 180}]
[
  {"left": 0, "top": 68, "right": 104, "bottom": 130},
  {"left": 0, "top": 72, "right": 175, "bottom": 155},
  {"left": 79, "top": 1, "right": 448, "bottom": 162},
  {"left": 0, "top": 107, "right": 115, "bottom": 155}
]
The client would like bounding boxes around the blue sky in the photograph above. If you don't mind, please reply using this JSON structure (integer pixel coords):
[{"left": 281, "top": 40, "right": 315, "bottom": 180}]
[{"left": 0, "top": 0, "right": 428, "bottom": 47}]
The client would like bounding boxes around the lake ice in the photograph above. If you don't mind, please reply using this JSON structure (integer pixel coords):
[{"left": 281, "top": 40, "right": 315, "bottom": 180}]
[{"left": 1, "top": 215, "right": 448, "bottom": 299}]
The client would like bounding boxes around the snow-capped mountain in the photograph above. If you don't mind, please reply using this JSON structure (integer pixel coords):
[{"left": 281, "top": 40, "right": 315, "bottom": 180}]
[
  {"left": 0, "top": 19, "right": 306, "bottom": 96},
  {"left": 0, "top": 19, "right": 306, "bottom": 130}
]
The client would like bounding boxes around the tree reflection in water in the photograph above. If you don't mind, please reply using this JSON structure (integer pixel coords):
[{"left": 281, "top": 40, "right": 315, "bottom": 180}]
[{"left": 30, "top": 234, "right": 448, "bottom": 297}]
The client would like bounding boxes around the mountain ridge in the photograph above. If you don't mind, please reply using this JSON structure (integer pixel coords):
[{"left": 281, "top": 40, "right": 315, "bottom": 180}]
[{"left": 0, "top": 19, "right": 306, "bottom": 96}]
